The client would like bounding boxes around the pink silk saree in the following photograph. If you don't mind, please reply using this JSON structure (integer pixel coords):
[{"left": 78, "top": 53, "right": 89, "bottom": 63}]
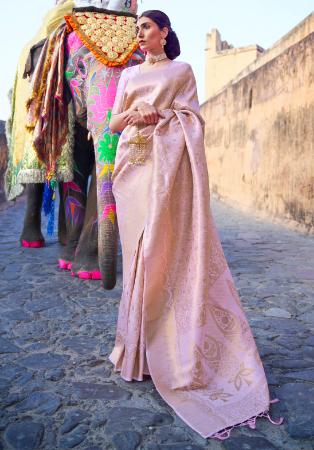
[{"left": 109, "top": 61, "right": 273, "bottom": 438}]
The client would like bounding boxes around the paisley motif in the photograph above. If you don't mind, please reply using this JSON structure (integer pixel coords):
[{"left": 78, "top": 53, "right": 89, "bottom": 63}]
[{"left": 210, "top": 304, "right": 242, "bottom": 338}]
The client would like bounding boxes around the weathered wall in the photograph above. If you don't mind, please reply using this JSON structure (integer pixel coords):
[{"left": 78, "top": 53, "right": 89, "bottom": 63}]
[
  {"left": 232, "top": 13, "right": 314, "bottom": 86},
  {"left": 201, "top": 31, "right": 314, "bottom": 233},
  {"left": 0, "top": 121, "right": 8, "bottom": 202},
  {"left": 205, "top": 29, "right": 263, "bottom": 100}
]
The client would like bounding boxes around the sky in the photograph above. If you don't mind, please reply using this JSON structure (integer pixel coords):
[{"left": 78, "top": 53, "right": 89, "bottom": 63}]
[{"left": 0, "top": 0, "right": 312, "bottom": 120}]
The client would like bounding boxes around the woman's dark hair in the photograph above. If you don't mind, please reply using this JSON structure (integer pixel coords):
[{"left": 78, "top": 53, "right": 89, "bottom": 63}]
[{"left": 139, "top": 10, "right": 181, "bottom": 60}]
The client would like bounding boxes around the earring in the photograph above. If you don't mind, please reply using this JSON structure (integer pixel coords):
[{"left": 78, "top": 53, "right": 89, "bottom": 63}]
[{"left": 160, "top": 38, "right": 167, "bottom": 47}]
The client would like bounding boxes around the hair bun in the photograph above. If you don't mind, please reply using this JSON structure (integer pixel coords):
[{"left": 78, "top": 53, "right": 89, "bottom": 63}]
[{"left": 165, "top": 29, "right": 180, "bottom": 60}]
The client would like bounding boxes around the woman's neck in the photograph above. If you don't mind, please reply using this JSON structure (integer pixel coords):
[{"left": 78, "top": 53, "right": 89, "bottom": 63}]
[
  {"left": 144, "top": 50, "right": 168, "bottom": 67},
  {"left": 146, "top": 48, "right": 165, "bottom": 57}
]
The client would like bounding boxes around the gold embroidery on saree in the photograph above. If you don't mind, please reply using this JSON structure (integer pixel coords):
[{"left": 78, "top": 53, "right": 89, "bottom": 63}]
[
  {"left": 228, "top": 363, "right": 254, "bottom": 391},
  {"left": 128, "top": 130, "right": 149, "bottom": 165},
  {"left": 208, "top": 389, "right": 233, "bottom": 402}
]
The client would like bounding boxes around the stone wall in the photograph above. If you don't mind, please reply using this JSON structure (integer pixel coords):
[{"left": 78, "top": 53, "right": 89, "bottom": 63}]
[
  {"left": 0, "top": 121, "right": 8, "bottom": 202},
  {"left": 232, "top": 13, "right": 314, "bottom": 86},
  {"left": 201, "top": 29, "right": 314, "bottom": 233},
  {"left": 205, "top": 29, "right": 264, "bottom": 100}
]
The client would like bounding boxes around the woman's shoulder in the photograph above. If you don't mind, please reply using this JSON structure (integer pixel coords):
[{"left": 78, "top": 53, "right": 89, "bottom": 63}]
[
  {"left": 171, "top": 60, "right": 191, "bottom": 68},
  {"left": 170, "top": 60, "right": 194, "bottom": 75},
  {"left": 120, "top": 64, "right": 140, "bottom": 80}
]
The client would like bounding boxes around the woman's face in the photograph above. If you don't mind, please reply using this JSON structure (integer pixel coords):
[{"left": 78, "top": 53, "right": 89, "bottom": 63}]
[{"left": 136, "top": 16, "right": 167, "bottom": 54}]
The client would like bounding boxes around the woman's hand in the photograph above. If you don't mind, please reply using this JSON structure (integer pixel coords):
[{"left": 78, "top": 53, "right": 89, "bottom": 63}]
[
  {"left": 136, "top": 102, "right": 164, "bottom": 125},
  {"left": 124, "top": 110, "right": 145, "bottom": 126},
  {"left": 109, "top": 104, "right": 164, "bottom": 133}
]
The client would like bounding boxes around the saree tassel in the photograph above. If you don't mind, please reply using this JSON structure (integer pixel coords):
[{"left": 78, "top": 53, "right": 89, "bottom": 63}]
[{"left": 212, "top": 401, "right": 284, "bottom": 440}]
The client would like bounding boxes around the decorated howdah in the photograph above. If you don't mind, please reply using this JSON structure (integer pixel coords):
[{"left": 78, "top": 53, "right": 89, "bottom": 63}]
[{"left": 65, "top": 10, "right": 138, "bottom": 66}]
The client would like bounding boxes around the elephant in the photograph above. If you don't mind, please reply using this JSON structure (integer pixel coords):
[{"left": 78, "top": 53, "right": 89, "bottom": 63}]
[
  {"left": 20, "top": 0, "right": 143, "bottom": 289},
  {"left": 63, "top": 0, "right": 143, "bottom": 288},
  {"left": 16, "top": 12, "right": 100, "bottom": 279}
]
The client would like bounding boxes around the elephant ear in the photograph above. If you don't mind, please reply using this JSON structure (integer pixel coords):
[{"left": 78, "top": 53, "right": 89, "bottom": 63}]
[
  {"left": 74, "top": 1, "right": 110, "bottom": 7},
  {"left": 107, "top": 0, "right": 137, "bottom": 14}
]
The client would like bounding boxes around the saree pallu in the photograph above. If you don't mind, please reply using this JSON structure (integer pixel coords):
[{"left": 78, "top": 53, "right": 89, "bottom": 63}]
[{"left": 109, "top": 62, "right": 272, "bottom": 438}]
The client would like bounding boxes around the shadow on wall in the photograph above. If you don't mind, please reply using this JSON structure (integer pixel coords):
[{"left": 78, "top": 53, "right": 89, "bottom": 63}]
[{"left": 0, "top": 121, "right": 8, "bottom": 203}]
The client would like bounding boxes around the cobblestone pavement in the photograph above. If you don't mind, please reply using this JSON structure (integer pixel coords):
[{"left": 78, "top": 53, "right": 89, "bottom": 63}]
[{"left": 0, "top": 197, "right": 313, "bottom": 450}]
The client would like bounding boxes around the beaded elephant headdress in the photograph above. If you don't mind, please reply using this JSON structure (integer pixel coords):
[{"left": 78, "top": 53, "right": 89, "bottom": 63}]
[{"left": 67, "top": 0, "right": 139, "bottom": 66}]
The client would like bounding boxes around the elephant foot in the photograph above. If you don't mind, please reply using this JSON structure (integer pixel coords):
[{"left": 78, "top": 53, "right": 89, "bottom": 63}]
[
  {"left": 58, "top": 244, "right": 77, "bottom": 272},
  {"left": 21, "top": 239, "right": 45, "bottom": 248},
  {"left": 71, "top": 246, "right": 100, "bottom": 280},
  {"left": 71, "top": 269, "right": 101, "bottom": 280},
  {"left": 58, "top": 259, "right": 72, "bottom": 270},
  {"left": 20, "top": 227, "right": 45, "bottom": 248}
]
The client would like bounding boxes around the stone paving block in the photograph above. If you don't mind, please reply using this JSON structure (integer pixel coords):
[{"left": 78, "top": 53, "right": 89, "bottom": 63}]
[
  {"left": 60, "top": 409, "right": 91, "bottom": 434},
  {"left": 45, "top": 368, "right": 66, "bottom": 381},
  {"left": 223, "top": 436, "right": 278, "bottom": 450},
  {"left": 111, "top": 431, "right": 141, "bottom": 450},
  {"left": 15, "top": 391, "right": 61, "bottom": 415},
  {"left": 276, "top": 382, "right": 314, "bottom": 439},
  {"left": 281, "top": 369, "right": 314, "bottom": 382},
  {"left": 14, "top": 371, "right": 34, "bottom": 387},
  {"left": 153, "top": 425, "right": 192, "bottom": 444},
  {"left": 3, "top": 420, "right": 44, "bottom": 450},
  {"left": 105, "top": 407, "right": 174, "bottom": 436},
  {"left": 146, "top": 444, "right": 205, "bottom": 450},
  {"left": 83, "top": 446, "right": 102, "bottom": 450},
  {"left": 25, "top": 296, "right": 64, "bottom": 312},
  {"left": 72, "top": 382, "right": 131, "bottom": 400},
  {"left": 264, "top": 307, "right": 291, "bottom": 318},
  {"left": 59, "top": 424, "right": 89, "bottom": 449},
  {"left": 17, "top": 352, "right": 70, "bottom": 369},
  {"left": 1, "top": 309, "right": 31, "bottom": 321},
  {"left": 0, "top": 336, "right": 21, "bottom": 353},
  {"left": 0, "top": 378, "right": 10, "bottom": 391},
  {"left": 61, "top": 336, "right": 100, "bottom": 354},
  {"left": 2, "top": 392, "right": 26, "bottom": 408}
]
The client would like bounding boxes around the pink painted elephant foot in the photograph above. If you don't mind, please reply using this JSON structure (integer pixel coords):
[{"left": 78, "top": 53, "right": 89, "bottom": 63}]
[
  {"left": 71, "top": 269, "right": 102, "bottom": 280},
  {"left": 21, "top": 239, "right": 45, "bottom": 248},
  {"left": 58, "top": 259, "right": 73, "bottom": 270}
]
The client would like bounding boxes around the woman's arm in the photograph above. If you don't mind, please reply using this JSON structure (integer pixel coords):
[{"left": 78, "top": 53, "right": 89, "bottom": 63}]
[
  {"left": 109, "top": 108, "right": 138, "bottom": 133},
  {"left": 109, "top": 103, "right": 164, "bottom": 133}
]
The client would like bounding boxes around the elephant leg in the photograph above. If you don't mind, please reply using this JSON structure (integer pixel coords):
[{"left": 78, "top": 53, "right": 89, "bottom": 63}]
[
  {"left": 58, "top": 122, "right": 94, "bottom": 268},
  {"left": 20, "top": 183, "right": 45, "bottom": 247},
  {"left": 91, "top": 126, "right": 118, "bottom": 290},
  {"left": 96, "top": 161, "right": 118, "bottom": 290},
  {"left": 84, "top": 66, "right": 126, "bottom": 290},
  {"left": 71, "top": 165, "right": 100, "bottom": 278}
]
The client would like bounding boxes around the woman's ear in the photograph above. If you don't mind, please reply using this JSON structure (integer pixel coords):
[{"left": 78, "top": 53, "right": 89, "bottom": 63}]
[{"left": 161, "top": 27, "right": 169, "bottom": 39}]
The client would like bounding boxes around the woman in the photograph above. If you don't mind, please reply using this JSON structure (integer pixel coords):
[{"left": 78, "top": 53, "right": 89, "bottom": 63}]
[{"left": 109, "top": 10, "right": 281, "bottom": 439}]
